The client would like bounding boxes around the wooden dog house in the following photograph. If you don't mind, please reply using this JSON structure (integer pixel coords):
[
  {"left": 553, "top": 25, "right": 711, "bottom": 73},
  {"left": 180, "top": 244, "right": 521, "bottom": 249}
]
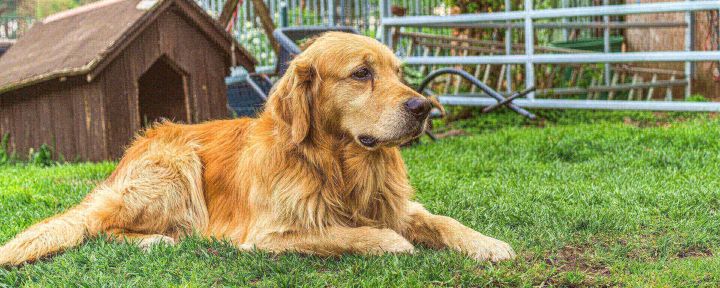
[{"left": 0, "top": 0, "right": 256, "bottom": 161}]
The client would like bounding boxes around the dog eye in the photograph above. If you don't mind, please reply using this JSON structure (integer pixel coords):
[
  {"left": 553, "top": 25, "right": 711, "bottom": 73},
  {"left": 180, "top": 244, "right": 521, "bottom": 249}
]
[{"left": 351, "top": 67, "right": 372, "bottom": 81}]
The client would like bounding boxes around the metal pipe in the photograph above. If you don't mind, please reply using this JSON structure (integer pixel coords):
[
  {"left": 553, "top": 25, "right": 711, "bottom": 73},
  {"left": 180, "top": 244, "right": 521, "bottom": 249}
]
[
  {"left": 685, "top": 0, "right": 695, "bottom": 98},
  {"left": 417, "top": 68, "right": 536, "bottom": 118},
  {"left": 381, "top": 1, "right": 720, "bottom": 26},
  {"left": 603, "top": 0, "right": 610, "bottom": 87},
  {"left": 504, "top": 0, "right": 512, "bottom": 94},
  {"left": 437, "top": 97, "right": 720, "bottom": 111},
  {"left": 561, "top": 0, "right": 568, "bottom": 41},
  {"left": 482, "top": 87, "right": 536, "bottom": 113},
  {"left": 524, "top": 0, "right": 535, "bottom": 100},
  {"left": 419, "top": 21, "right": 688, "bottom": 29},
  {"left": 403, "top": 51, "right": 720, "bottom": 65},
  {"left": 379, "top": 0, "right": 391, "bottom": 45}
]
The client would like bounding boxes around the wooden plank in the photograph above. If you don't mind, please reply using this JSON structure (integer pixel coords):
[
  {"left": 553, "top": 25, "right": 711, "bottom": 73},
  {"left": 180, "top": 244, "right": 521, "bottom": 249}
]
[
  {"left": 37, "top": 92, "right": 53, "bottom": 157},
  {"left": 608, "top": 71, "right": 619, "bottom": 100},
  {"left": 665, "top": 75, "right": 675, "bottom": 101},
  {"left": 497, "top": 64, "right": 506, "bottom": 91},
  {"left": 469, "top": 50, "right": 483, "bottom": 94},
  {"left": 588, "top": 79, "right": 597, "bottom": 100},
  {"left": 25, "top": 91, "right": 40, "bottom": 153},
  {"left": 71, "top": 82, "right": 89, "bottom": 161},
  {"left": 101, "top": 50, "right": 137, "bottom": 159},
  {"left": 19, "top": 92, "right": 33, "bottom": 158},
  {"left": 418, "top": 47, "right": 430, "bottom": 76},
  {"left": 51, "top": 87, "right": 77, "bottom": 161},
  {"left": 0, "top": 96, "right": 5, "bottom": 143},
  {"left": 646, "top": 73, "right": 658, "bottom": 101},
  {"left": 7, "top": 94, "right": 22, "bottom": 155},
  {"left": 87, "top": 82, "right": 108, "bottom": 160},
  {"left": 205, "top": 50, "right": 230, "bottom": 119},
  {"left": 628, "top": 74, "right": 639, "bottom": 100}
]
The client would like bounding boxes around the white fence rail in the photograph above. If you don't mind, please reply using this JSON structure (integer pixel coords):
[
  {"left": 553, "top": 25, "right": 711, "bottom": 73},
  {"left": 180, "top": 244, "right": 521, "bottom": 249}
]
[
  {"left": 196, "top": 0, "right": 385, "bottom": 68},
  {"left": 380, "top": 0, "right": 720, "bottom": 111}
]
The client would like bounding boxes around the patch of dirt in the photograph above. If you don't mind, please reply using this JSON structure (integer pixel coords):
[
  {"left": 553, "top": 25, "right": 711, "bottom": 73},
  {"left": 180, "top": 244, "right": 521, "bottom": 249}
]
[
  {"left": 623, "top": 116, "right": 673, "bottom": 128},
  {"left": 528, "top": 245, "right": 615, "bottom": 287},
  {"left": 445, "top": 107, "right": 475, "bottom": 122},
  {"left": 677, "top": 247, "right": 713, "bottom": 259},
  {"left": 434, "top": 129, "right": 468, "bottom": 139},
  {"left": 546, "top": 245, "right": 611, "bottom": 277}
]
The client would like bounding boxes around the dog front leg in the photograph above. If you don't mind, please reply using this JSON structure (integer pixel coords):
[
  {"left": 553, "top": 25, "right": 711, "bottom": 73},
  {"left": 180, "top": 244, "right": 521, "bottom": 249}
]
[
  {"left": 245, "top": 226, "right": 415, "bottom": 256},
  {"left": 403, "top": 202, "right": 515, "bottom": 262}
]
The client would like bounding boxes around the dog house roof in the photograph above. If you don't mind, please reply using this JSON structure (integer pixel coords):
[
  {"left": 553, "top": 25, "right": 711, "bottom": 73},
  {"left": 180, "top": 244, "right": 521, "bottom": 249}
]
[{"left": 0, "top": 0, "right": 257, "bottom": 93}]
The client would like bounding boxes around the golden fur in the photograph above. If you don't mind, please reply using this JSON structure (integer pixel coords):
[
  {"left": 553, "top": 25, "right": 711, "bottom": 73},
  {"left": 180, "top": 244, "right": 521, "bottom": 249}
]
[{"left": 0, "top": 32, "right": 514, "bottom": 266}]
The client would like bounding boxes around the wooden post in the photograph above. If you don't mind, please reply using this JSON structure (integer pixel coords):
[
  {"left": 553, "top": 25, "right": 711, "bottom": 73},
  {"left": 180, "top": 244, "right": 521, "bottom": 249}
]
[
  {"left": 219, "top": 0, "right": 280, "bottom": 55},
  {"left": 219, "top": 0, "right": 240, "bottom": 27},
  {"left": 251, "top": 0, "right": 280, "bottom": 54}
]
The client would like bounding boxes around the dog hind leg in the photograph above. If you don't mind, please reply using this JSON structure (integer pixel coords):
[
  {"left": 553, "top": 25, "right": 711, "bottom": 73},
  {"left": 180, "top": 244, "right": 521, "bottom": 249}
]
[
  {"left": 90, "top": 139, "right": 209, "bottom": 241},
  {"left": 104, "top": 229, "right": 176, "bottom": 251},
  {"left": 0, "top": 139, "right": 208, "bottom": 266}
]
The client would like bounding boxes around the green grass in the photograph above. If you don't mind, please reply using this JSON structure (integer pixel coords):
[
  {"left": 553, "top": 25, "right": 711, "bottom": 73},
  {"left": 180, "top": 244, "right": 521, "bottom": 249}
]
[{"left": 1, "top": 110, "right": 720, "bottom": 287}]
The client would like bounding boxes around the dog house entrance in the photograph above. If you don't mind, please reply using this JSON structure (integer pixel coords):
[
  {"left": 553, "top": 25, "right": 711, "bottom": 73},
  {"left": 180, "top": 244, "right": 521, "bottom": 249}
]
[{"left": 138, "top": 57, "right": 189, "bottom": 126}]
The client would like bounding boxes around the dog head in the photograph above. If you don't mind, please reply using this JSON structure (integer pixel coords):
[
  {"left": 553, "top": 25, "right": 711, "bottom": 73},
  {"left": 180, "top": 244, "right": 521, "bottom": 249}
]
[{"left": 268, "top": 32, "right": 435, "bottom": 150}]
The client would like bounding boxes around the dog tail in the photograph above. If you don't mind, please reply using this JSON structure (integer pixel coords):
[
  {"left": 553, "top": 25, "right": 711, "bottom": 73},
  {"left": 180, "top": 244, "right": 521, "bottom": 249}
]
[{"left": 0, "top": 202, "right": 98, "bottom": 266}]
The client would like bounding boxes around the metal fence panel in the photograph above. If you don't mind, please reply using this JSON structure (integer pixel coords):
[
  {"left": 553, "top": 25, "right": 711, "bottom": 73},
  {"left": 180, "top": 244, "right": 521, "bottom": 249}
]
[
  {"left": 196, "top": 0, "right": 381, "bottom": 68},
  {"left": 380, "top": 0, "right": 720, "bottom": 111}
]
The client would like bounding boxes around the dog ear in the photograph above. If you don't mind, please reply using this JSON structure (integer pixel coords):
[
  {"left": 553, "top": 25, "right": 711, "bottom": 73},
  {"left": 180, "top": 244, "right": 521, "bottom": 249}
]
[{"left": 268, "top": 57, "right": 314, "bottom": 145}]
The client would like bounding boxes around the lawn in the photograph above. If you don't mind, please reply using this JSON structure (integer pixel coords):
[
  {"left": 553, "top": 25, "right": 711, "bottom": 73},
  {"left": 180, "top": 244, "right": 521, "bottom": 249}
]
[{"left": 1, "top": 110, "right": 719, "bottom": 287}]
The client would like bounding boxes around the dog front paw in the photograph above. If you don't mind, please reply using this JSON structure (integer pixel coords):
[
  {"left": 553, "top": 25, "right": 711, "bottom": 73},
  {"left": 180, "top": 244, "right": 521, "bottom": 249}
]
[
  {"left": 462, "top": 235, "right": 515, "bottom": 262},
  {"left": 372, "top": 228, "right": 415, "bottom": 254},
  {"left": 138, "top": 235, "right": 176, "bottom": 251}
]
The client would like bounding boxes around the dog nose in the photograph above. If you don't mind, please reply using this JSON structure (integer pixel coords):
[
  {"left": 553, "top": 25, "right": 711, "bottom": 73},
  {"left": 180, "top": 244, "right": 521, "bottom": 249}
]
[{"left": 404, "top": 98, "right": 431, "bottom": 119}]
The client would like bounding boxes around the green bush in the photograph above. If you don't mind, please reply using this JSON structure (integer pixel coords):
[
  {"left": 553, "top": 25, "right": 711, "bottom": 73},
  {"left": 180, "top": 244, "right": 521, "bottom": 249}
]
[
  {"left": 0, "top": 133, "right": 12, "bottom": 165},
  {"left": 27, "top": 144, "right": 54, "bottom": 167}
]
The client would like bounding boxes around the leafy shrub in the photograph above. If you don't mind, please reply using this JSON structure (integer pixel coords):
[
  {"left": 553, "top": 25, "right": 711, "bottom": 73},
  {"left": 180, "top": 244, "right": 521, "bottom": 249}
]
[
  {"left": 28, "top": 144, "right": 54, "bottom": 167},
  {"left": 687, "top": 94, "right": 709, "bottom": 102},
  {"left": 0, "top": 133, "right": 12, "bottom": 165}
]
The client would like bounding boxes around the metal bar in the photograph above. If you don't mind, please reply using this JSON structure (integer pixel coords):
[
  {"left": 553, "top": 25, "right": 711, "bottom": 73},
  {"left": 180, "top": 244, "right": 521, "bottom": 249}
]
[
  {"left": 603, "top": 0, "right": 610, "bottom": 87},
  {"left": 437, "top": 97, "right": 720, "bottom": 111},
  {"left": 379, "top": 0, "right": 391, "bottom": 44},
  {"left": 504, "top": 0, "right": 512, "bottom": 94},
  {"left": 482, "top": 87, "right": 536, "bottom": 113},
  {"left": 339, "top": 0, "right": 345, "bottom": 24},
  {"left": 524, "top": 0, "right": 535, "bottom": 100},
  {"left": 328, "top": 0, "right": 335, "bottom": 26},
  {"left": 418, "top": 21, "right": 688, "bottom": 29},
  {"left": 685, "top": 0, "right": 695, "bottom": 98},
  {"left": 561, "top": 0, "right": 569, "bottom": 41},
  {"left": 451, "top": 78, "right": 687, "bottom": 96},
  {"left": 403, "top": 51, "right": 720, "bottom": 65},
  {"left": 417, "top": 68, "right": 536, "bottom": 118},
  {"left": 381, "top": 1, "right": 720, "bottom": 26}
]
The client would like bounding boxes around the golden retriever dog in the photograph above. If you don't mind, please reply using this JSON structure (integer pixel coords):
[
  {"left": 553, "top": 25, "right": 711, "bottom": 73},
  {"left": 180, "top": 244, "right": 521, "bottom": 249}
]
[{"left": 0, "top": 32, "right": 514, "bottom": 266}]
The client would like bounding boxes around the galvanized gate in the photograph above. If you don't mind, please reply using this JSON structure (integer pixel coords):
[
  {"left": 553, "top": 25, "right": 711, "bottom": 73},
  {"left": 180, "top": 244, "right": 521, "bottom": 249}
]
[{"left": 379, "top": 0, "right": 720, "bottom": 111}]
